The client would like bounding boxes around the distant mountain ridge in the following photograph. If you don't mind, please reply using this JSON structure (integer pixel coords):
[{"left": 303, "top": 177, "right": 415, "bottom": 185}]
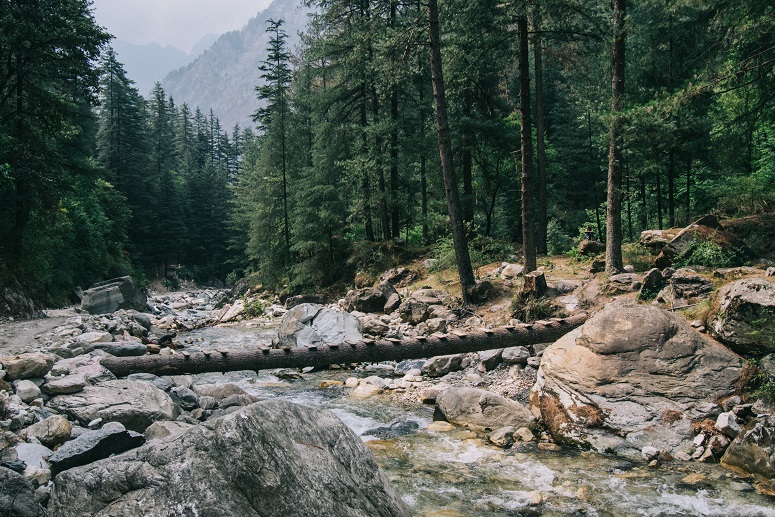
[{"left": 162, "top": 0, "right": 309, "bottom": 131}]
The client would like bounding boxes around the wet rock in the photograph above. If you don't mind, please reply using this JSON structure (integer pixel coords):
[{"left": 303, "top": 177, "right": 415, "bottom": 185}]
[
  {"left": 530, "top": 299, "right": 743, "bottom": 461},
  {"left": 278, "top": 303, "right": 362, "bottom": 348},
  {"left": 487, "top": 426, "right": 516, "bottom": 448},
  {"left": 23, "top": 416, "right": 72, "bottom": 448},
  {"left": 351, "top": 383, "right": 383, "bottom": 399},
  {"left": 0, "top": 353, "right": 55, "bottom": 380},
  {"left": 81, "top": 276, "right": 146, "bottom": 315},
  {"left": 422, "top": 354, "right": 464, "bottom": 378},
  {"left": 0, "top": 467, "right": 47, "bottom": 517},
  {"left": 721, "top": 415, "right": 775, "bottom": 479},
  {"left": 363, "top": 420, "right": 420, "bottom": 439},
  {"left": 708, "top": 434, "right": 731, "bottom": 455},
  {"left": 708, "top": 277, "right": 775, "bottom": 357},
  {"left": 48, "top": 401, "right": 410, "bottom": 516},
  {"left": 47, "top": 380, "right": 179, "bottom": 433},
  {"left": 395, "top": 359, "right": 426, "bottom": 376},
  {"left": 435, "top": 387, "right": 535, "bottom": 432},
  {"left": 47, "top": 427, "right": 146, "bottom": 475}
]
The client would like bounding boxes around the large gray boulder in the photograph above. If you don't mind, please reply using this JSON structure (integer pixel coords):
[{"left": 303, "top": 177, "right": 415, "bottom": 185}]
[
  {"left": 0, "top": 467, "right": 46, "bottom": 517},
  {"left": 278, "top": 303, "right": 362, "bottom": 348},
  {"left": 47, "top": 380, "right": 179, "bottom": 432},
  {"left": 721, "top": 415, "right": 775, "bottom": 479},
  {"left": 436, "top": 387, "right": 535, "bottom": 432},
  {"left": 81, "top": 276, "right": 147, "bottom": 315},
  {"left": 708, "top": 278, "right": 775, "bottom": 357},
  {"left": 530, "top": 299, "right": 743, "bottom": 460},
  {"left": 48, "top": 401, "right": 410, "bottom": 517},
  {"left": 0, "top": 352, "right": 55, "bottom": 380},
  {"left": 48, "top": 427, "right": 146, "bottom": 475},
  {"left": 398, "top": 289, "right": 451, "bottom": 324}
]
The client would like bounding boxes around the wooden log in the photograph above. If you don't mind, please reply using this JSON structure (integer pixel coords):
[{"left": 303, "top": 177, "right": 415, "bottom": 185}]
[{"left": 101, "top": 313, "right": 587, "bottom": 378}]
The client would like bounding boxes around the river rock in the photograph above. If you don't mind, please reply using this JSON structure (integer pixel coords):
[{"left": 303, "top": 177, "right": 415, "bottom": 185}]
[
  {"left": 47, "top": 427, "right": 146, "bottom": 475},
  {"left": 398, "top": 289, "right": 450, "bottom": 324},
  {"left": 144, "top": 420, "right": 197, "bottom": 441},
  {"left": 435, "top": 387, "right": 535, "bottom": 432},
  {"left": 716, "top": 412, "right": 742, "bottom": 439},
  {"left": 502, "top": 346, "right": 531, "bottom": 365},
  {"left": 85, "top": 340, "right": 148, "bottom": 357},
  {"left": 278, "top": 303, "right": 362, "bottom": 348},
  {"left": 359, "top": 314, "right": 390, "bottom": 336},
  {"left": 530, "top": 299, "right": 743, "bottom": 461},
  {"left": 81, "top": 276, "right": 147, "bottom": 315},
  {"left": 344, "top": 287, "right": 388, "bottom": 313},
  {"left": 15, "top": 443, "right": 52, "bottom": 469},
  {"left": 47, "top": 400, "right": 410, "bottom": 516},
  {"left": 41, "top": 374, "right": 87, "bottom": 395},
  {"left": 708, "top": 278, "right": 775, "bottom": 357},
  {"left": 721, "top": 415, "right": 775, "bottom": 479},
  {"left": 0, "top": 353, "right": 55, "bottom": 380},
  {"left": 47, "top": 380, "right": 179, "bottom": 432},
  {"left": 14, "top": 379, "right": 41, "bottom": 403},
  {"left": 478, "top": 349, "right": 503, "bottom": 371},
  {"left": 23, "top": 415, "right": 72, "bottom": 447},
  {"left": 422, "top": 354, "right": 464, "bottom": 378},
  {"left": 655, "top": 268, "right": 714, "bottom": 308},
  {"left": 0, "top": 467, "right": 47, "bottom": 517},
  {"left": 487, "top": 426, "right": 517, "bottom": 448}
]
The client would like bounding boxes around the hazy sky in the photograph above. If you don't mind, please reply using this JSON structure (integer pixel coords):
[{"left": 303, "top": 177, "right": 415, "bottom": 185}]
[{"left": 90, "top": 0, "right": 273, "bottom": 52}]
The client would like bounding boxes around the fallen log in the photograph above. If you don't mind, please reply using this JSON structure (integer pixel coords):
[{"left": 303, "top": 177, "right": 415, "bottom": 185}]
[{"left": 101, "top": 313, "right": 587, "bottom": 377}]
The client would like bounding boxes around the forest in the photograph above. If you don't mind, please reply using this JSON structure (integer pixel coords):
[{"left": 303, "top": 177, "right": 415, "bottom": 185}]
[{"left": 0, "top": 0, "right": 773, "bottom": 306}]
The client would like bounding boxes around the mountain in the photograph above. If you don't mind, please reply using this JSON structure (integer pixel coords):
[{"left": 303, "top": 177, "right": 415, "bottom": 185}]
[
  {"left": 162, "top": 0, "right": 309, "bottom": 131},
  {"left": 112, "top": 34, "right": 218, "bottom": 97}
]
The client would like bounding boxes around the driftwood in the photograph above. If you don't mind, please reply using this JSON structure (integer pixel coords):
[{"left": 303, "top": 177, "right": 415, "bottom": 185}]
[{"left": 101, "top": 313, "right": 587, "bottom": 377}]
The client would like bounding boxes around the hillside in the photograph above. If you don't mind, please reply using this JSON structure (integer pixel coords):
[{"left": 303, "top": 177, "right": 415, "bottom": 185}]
[{"left": 161, "top": 0, "right": 309, "bottom": 130}]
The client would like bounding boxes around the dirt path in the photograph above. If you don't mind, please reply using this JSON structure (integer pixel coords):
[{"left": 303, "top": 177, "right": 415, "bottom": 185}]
[{"left": 0, "top": 308, "right": 77, "bottom": 356}]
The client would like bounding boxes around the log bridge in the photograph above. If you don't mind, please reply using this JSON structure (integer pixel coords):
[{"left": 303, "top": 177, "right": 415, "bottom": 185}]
[{"left": 101, "top": 313, "right": 587, "bottom": 377}]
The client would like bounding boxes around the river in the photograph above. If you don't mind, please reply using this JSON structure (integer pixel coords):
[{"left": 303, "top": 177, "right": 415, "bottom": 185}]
[{"left": 182, "top": 323, "right": 775, "bottom": 517}]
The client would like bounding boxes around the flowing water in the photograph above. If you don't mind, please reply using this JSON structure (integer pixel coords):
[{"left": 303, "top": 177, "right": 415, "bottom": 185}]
[{"left": 184, "top": 324, "right": 775, "bottom": 517}]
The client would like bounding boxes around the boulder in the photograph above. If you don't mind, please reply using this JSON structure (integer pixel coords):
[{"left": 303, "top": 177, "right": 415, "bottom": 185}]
[
  {"left": 14, "top": 379, "right": 41, "bottom": 403},
  {"left": 435, "top": 387, "right": 535, "bottom": 432},
  {"left": 0, "top": 467, "right": 47, "bottom": 517},
  {"left": 502, "top": 346, "right": 531, "bottom": 366},
  {"left": 530, "top": 299, "right": 743, "bottom": 460},
  {"left": 721, "top": 415, "right": 775, "bottom": 479},
  {"left": 654, "top": 268, "right": 714, "bottom": 309},
  {"left": 653, "top": 215, "right": 752, "bottom": 269},
  {"left": 81, "top": 276, "right": 146, "bottom": 315},
  {"left": 379, "top": 267, "right": 417, "bottom": 288},
  {"left": 41, "top": 374, "right": 88, "bottom": 395},
  {"left": 284, "top": 293, "right": 326, "bottom": 309},
  {"left": 605, "top": 273, "right": 642, "bottom": 294},
  {"left": 639, "top": 228, "right": 682, "bottom": 253},
  {"left": 421, "top": 354, "right": 464, "bottom": 378},
  {"left": 359, "top": 314, "right": 389, "bottom": 337},
  {"left": 708, "top": 278, "right": 775, "bottom": 357},
  {"left": 48, "top": 401, "right": 410, "bottom": 517},
  {"left": 278, "top": 303, "right": 362, "bottom": 348},
  {"left": 344, "top": 287, "right": 388, "bottom": 313},
  {"left": 500, "top": 263, "right": 524, "bottom": 279},
  {"left": 578, "top": 240, "right": 605, "bottom": 255},
  {"left": 478, "top": 349, "right": 503, "bottom": 371},
  {"left": 0, "top": 352, "right": 55, "bottom": 380},
  {"left": 47, "top": 427, "right": 146, "bottom": 475},
  {"left": 467, "top": 280, "right": 496, "bottom": 304},
  {"left": 47, "top": 380, "right": 179, "bottom": 432},
  {"left": 144, "top": 420, "right": 196, "bottom": 441},
  {"left": 398, "top": 289, "right": 450, "bottom": 324},
  {"left": 23, "top": 415, "right": 72, "bottom": 447}
]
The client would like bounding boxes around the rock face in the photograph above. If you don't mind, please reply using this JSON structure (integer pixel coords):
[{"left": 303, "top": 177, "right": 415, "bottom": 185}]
[
  {"left": 278, "top": 303, "right": 362, "bottom": 348},
  {"left": 80, "top": 276, "right": 147, "bottom": 315},
  {"left": 655, "top": 268, "right": 714, "bottom": 308},
  {"left": 435, "top": 387, "right": 535, "bottom": 432},
  {"left": 721, "top": 415, "right": 775, "bottom": 479},
  {"left": 48, "top": 401, "right": 410, "bottom": 517},
  {"left": 708, "top": 278, "right": 775, "bottom": 357},
  {"left": 47, "top": 380, "right": 179, "bottom": 432},
  {"left": 530, "top": 299, "right": 743, "bottom": 460}
]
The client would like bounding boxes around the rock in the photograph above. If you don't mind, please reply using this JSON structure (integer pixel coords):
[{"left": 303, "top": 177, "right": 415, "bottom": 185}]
[
  {"left": 641, "top": 446, "right": 659, "bottom": 461},
  {"left": 398, "top": 289, "right": 450, "bottom": 324},
  {"left": 478, "top": 349, "right": 503, "bottom": 371},
  {"left": 639, "top": 229, "right": 682, "bottom": 253},
  {"left": 435, "top": 387, "right": 535, "bottom": 432},
  {"left": 425, "top": 317, "right": 447, "bottom": 333},
  {"left": 653, "top": 215, "right": 752, "bottom": 269},
  {"left": 144, "top": 421, "right": 196, "bottom": 441},
  {"left": 47, "top": 427, "right": 146, "bottom": 475},
  {"left": 278, "top": 304, "right": 362, "bottom": 348},
  {"left": 514, "top": 427, "right": 535, "bottom": 442},
  {"left": 589, "top": 259, "right": 606, "bottom": 274},
  {"left": 384, "top": 293, "right": 401, "bottom": 313},
  {"left": 606, "top": 273, "right": 642, "bottom": 294},
  {"left": 74, "top": 331, "right": 113, "bottom": 345},
  {"left": 47, "top": 380, "right": 179, "bottom": 432},
  {"left": 0, "top": 467, "right": 47, "bottom": 517},
  {"left": 467, "top": 281, "right": 496, "bottom": 304},
  {"left": 529, "top": 299, "right": 743, "bottom": 461},
  {"left": 721, "top": 415, "right": 775, "bottom": 478},
  {"left": 395, "top": 359, "right": 426, "bottom": 376},
  {"left": 85, "top": 341, "right": 148, "bottom": 357},
  {"left": 426, "top": 421, "right": 456, "bottom": 432},
  {"left": 283, "top": 293, "right": 327, "bottom": 309},
  {"left": 638, "top": 268, "right": 664, "bottom": 299},
  {"left": 169, "top": 386, "right": 199, "bottom": 410},
  {"left": 0, "top": 353, "right": 55, "bottom": 380},
  {"left": 351, "top": 383, "right": 383, "bottom": 399},
  {"left": 500, "top": 263, "right": 524, "bottom": 279},
  {"left": 359, "top": 314, "right": 390, "bottom": 336},
  {"left": 41, "top": 374, "right": 87, "bottom": 395},
  {"left": 422, "top": 354, "right": 464, "bottom": 378},
  {"left": 216, "top": 299, "right": 245, "bottom": 323},
  {"left": 502, "top": 346, "right": 531, "bottom": 365},
  {"left": 487, "top": 426, "right": 517, "bottom": 448},
  {"left": 48, "top": 401, "right": 410, "bottom": 516},
  {"left": 767, "top": 267, "right": 775, "bottom": 277},
  {"left": 716, "top": 412, "right": 742, "bottom": 439},
  {"left": 15, "top": 443, "right": 53, "bottom": 469},
  {"left": 624, "top": 265, "right": 636, "bottom": 273},
  {"left": 24, "top": 416, "right": 72, "bottom": 447},
  {"left": 423, "top": 258, "right": 438, "bottom": 269},
  {"left": 578, "top": 240, "right": 605, "bottom": 255},
  {"left": 81, "top": 276, "right": 146, "bottom": 315},
  {"left": 14, "top": 379, "right": 41, "bottom": 403},
  {"left": 708, "top": 278, "right": 775, "bottom": 357},
  {"left": 127, "top": 372, "right": 173, "bottom": 392},
  {"left": 655, "top": 268, "right": 714, "bottom": 308},
  {"left": 379, "top": 267, "right": 417, "bottom": 288},
  {"left": 708, "top": 434, "right": 731, "bottom": 455},
  {"left": 344, "top": 287, "right": 388, "bottom": 313}
]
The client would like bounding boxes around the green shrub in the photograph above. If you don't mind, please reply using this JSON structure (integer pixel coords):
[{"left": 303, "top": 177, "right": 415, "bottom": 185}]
[
  {"left": 678, "top": 240, "right": 741, "bottom": 268},
  {"left": 242, "top": 298, "right": 266, "bottom": 318},
  {"left": 547, "top": 219, "right": 574, "bottom": 255}
]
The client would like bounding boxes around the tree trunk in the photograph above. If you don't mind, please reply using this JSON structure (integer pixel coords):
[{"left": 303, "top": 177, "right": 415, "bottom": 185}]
[
  {"left": 667, "top": 146, "right": 675, "bottom": 228},
  {"left": 101, "top": 315, "right": 587, "bottom": 378},
  {"left": 390, "top": 0, "right": 400, "bottom": 239},
  {"left": 462, "top": 87, "right": 474, "bottom": 227},
  {"left": 605, "top": 0, "right": 626, "bottom": 276},
  {"left": 518, "top": 15, "right": 536, "bottom": 273},
  {"left": 685, "top": 158, "right": 691, "bottom": 225},
  {"left": 361, "top": 87, "right": 375, "bottom": 241},
  {"left": 533, "top": 7, "right": 548, "bottom": 256},
  {"left": 428, "top": 0, "right": 476, "bottom": 303}
]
